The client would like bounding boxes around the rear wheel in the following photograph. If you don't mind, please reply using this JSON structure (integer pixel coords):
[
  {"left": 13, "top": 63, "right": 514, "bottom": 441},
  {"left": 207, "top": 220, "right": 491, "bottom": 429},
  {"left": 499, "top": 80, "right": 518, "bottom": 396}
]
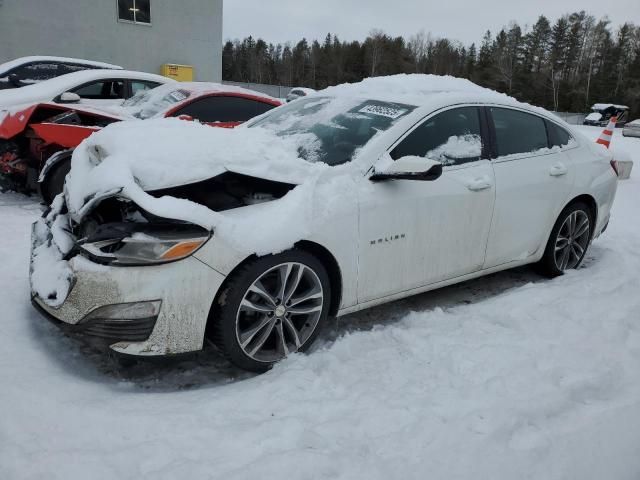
[
  {"left": 210, "top": 250, "right": 331, "bottom": 372},
  {"left": 538, "top": 202, "right": 593, "bottom": 277},
  {"left": 41, "top": 159, "right": 71, "bottom": 205}
]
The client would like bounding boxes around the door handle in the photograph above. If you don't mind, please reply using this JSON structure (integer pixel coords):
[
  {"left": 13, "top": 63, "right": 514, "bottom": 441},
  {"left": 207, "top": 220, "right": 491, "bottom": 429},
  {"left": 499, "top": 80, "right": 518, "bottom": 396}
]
[
  {"left": 549, "top": 163, "right": 568, "bottom": 177},
  {"left": 466, "top": 176, "right": 493, "bottom": 191}
]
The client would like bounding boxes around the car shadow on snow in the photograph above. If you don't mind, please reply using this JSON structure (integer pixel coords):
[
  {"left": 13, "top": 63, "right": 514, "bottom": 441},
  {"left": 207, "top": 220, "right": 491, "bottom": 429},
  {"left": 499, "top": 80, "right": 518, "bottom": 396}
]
[{"left": 29, "top": 263, "right": 557, "bottom": 392}]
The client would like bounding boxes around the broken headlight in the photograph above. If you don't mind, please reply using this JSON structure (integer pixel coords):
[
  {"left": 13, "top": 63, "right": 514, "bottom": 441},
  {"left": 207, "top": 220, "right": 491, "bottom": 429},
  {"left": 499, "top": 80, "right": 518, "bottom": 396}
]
[{"left": 78, "top": 225, "right": 210, "bottom": 266}]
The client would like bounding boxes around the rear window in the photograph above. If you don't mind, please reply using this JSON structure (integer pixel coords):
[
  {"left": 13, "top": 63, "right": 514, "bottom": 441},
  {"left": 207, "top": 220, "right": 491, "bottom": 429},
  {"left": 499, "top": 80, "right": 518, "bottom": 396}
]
[
  {"left": 491, "top": 108, "right": 548, "bottom": 157},
  {"left": 547, "top": 121, "right": 573, "bottom": 148}
]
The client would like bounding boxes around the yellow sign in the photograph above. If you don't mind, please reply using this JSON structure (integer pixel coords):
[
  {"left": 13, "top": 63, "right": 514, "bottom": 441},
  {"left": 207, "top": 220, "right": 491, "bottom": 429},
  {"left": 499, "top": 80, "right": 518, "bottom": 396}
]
[{"left": 161, "top": 64, "right": 194, "bottom": 82}]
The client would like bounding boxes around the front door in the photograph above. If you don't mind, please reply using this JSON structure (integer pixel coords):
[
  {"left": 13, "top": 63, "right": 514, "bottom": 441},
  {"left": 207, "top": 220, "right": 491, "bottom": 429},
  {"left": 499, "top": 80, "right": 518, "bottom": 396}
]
[{"left": 357, "top": 106, "right": 496, "bottom": 303}]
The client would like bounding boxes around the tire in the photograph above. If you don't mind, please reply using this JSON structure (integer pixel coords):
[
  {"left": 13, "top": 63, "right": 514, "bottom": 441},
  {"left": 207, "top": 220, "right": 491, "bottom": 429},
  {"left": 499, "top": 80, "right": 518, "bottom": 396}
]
[
  {"left": 41, "top": 159, "right": 71, "bottom": 205},
  {"left": 538, "top": 202, "right": 593, "bottom": 278},
  {"left": 209, "top": 250, "right": 331, "bottom": 372}
]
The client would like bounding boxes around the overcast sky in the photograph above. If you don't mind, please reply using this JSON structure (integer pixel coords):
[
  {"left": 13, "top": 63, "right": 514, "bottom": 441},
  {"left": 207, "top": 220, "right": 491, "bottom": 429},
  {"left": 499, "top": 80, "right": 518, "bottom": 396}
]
[{"left": 225, "top": 0, "right": 639, "bottom": 46}]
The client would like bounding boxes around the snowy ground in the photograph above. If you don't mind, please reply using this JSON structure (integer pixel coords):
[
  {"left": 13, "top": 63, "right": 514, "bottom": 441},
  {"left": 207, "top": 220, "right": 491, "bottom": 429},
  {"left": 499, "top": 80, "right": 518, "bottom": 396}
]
[{"left": 1, "top": 126, "right": 639, "bottom": 479}]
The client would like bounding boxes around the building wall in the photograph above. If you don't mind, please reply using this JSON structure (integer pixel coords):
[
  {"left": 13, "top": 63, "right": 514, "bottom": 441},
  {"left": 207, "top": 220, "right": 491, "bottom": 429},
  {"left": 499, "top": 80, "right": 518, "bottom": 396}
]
[{"left": 0, "top": 0, "right": 223, "bottom": 81}]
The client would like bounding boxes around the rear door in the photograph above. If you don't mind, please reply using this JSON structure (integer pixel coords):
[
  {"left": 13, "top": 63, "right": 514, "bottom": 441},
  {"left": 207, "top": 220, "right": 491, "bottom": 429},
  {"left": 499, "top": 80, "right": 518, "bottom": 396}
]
[
  {"left": 357, "top": 105, "right": 496, "bottom": 302},
  {"left": 484, "top": 107, "right": 575, "bottom": 268}
]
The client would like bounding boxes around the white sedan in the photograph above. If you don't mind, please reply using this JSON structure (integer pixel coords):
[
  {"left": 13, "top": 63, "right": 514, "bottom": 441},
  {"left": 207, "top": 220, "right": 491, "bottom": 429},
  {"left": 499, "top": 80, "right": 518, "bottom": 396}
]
[
  {"left": 0, "top": 69, "right": 174, "bottom": 109},
  {"left": 30, "top": 75, "right": 618, "bottom": 372}
]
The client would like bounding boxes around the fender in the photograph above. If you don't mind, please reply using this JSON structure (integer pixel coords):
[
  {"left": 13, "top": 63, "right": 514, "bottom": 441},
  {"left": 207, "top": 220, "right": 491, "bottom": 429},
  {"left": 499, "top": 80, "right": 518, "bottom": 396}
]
[
  {"left": 38, "top": 149, "right": 74, "bottom": 183},
  {"left": 30, "top": 123, "right": 101, "bottom": 149},
  {"left": 0, "top": 105, "right": 37, "bottom": 139}
]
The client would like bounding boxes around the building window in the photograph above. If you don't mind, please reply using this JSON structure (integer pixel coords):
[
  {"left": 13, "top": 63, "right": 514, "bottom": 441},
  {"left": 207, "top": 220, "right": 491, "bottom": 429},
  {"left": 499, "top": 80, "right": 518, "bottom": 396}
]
[{"left": 118, "top": 0, "right": 151, "bottom": 25}]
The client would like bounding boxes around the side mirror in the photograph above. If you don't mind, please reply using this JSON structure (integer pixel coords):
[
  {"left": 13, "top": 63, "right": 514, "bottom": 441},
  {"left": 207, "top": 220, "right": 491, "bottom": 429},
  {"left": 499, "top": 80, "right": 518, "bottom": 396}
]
[
  {"left": 58, "top": 92, "right": 81, "bottom": 104},
  {"left": 177, "top": 114, "right": 194, "bottom": 121},
  {"left": 370, "top": 156, "right": 443, "bottom": 182}
]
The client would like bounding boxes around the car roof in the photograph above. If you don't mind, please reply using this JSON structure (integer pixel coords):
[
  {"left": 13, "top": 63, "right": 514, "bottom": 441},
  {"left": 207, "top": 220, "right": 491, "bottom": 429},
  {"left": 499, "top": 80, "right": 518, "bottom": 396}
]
[
  {"left": 316, "top": 74, "right": 564, "bottom": 125},
  {"left": 0, "top": 56, "right": 122, "bottom": 75},
  {"left": 146, "top": 82, "right": 282, "bottom": 105}
]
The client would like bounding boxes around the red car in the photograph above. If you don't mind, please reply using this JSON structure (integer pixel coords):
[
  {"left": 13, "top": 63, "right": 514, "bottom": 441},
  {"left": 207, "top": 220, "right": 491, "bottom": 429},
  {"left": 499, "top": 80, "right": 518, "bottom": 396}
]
[{"left": 0, "top": 82, "right": 282, "bottom": 202}]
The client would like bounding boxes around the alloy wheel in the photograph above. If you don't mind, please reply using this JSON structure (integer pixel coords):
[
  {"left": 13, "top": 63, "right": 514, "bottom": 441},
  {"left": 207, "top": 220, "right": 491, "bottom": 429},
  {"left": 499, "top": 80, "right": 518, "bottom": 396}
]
[
  {"left": 554, "top": 210, "right": 590, "bottom": 271},
  {"left": 235, "top": 262, "right": 324, "bottom": 363}
]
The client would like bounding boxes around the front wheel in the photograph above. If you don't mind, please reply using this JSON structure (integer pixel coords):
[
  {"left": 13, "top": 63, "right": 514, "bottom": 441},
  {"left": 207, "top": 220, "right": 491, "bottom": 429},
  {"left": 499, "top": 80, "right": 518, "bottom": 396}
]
[
  {"left": 40, "top": 159, "right": 71, "bottom": 205},
  {"left": 538, "top": 202, "right": 593, "bottom": 277},
  {"left": 210, "top": 250, "right": 331, "bottom": 372}
]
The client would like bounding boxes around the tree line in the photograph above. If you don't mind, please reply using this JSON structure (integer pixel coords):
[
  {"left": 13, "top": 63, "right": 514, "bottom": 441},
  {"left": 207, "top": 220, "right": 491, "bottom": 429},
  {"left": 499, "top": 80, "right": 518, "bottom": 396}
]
[{"left": 222, "top": 12, "right": 640, "bottom": 116}]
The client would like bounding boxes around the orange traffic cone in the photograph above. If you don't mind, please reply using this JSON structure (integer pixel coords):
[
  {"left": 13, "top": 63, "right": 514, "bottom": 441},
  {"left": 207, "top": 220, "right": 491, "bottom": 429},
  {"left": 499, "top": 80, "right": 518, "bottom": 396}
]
[{"left": 596, "top": 116, "right": 618, "bottom": 149}]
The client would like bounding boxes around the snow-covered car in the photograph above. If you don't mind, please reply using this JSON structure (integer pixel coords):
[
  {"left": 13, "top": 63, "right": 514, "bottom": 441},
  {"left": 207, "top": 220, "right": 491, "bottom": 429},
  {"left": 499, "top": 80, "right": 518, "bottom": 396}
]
[
  {"left": 0, "top": 56, "right": 122, "bottom": 90},
  {"left": 0, "top": 82, "right": 281, "bottom": 201},
  {"left": 583, "top": 104, "right": 629, "bottom": 127},
  {"left": 0, "top": 69, "right": 172, "bottom": 110},
  {"left": 30, "top": 74, "right": 618, "bottom": 372},
  {"left": 622, "top": 119, "right": 640, "bottom": 138},
  {"left": 286, "top": 87, "right": 316, "bottom": 102}
]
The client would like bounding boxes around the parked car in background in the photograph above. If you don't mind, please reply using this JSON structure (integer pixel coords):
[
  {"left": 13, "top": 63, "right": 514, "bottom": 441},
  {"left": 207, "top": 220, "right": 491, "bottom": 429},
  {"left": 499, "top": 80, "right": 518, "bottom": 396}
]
[
  {"left": 286, "top": 87, "right": 316, "bottom": 102},
  {"left": 583, "top": 104, "right": 629, "bottom": 127},
  {"left": 30, "top": 75, "right": 618, "bottom": 373},
  {"left": 0, "top": 69, "right": 172, "bottom": 110},
  {"left": 622, "top": 119, "right": 640, "bottom": 138},
  {"left": 0, "top": 82, "right": 282, "bottom": 201},
  {"left": 0, "top": 56, "right": 122, "bottom": 90}
]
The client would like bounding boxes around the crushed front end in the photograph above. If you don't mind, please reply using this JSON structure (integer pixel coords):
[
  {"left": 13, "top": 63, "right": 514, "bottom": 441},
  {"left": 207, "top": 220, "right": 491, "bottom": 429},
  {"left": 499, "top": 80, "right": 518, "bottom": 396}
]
[{"left": 29, "top": 193, "right": 226, "bottom": 357}]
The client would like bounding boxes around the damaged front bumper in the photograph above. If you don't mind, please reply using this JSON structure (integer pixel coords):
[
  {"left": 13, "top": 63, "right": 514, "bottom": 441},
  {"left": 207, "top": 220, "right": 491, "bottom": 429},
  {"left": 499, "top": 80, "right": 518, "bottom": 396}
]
[{"left": 29, "top": 208, "right": 226, "bottom": 357}]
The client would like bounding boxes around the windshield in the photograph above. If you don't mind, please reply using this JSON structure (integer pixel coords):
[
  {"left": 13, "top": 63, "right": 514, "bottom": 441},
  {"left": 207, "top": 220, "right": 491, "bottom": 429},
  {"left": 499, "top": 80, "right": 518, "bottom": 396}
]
[
  {"left": 250, "top": 97, "right": 416, "bottom": 165},
  {"left": 122, "top": 88, "right": 192, "bottom": 119}
]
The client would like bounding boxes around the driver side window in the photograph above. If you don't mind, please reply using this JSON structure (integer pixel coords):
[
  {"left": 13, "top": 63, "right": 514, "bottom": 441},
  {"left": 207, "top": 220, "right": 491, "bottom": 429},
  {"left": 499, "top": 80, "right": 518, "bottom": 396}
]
[
  {"left": 391, "top": 107, "right": 484, "bottom": 166},
  {"left": 72, "top": 80, "right": 125, "bottom": 100}
]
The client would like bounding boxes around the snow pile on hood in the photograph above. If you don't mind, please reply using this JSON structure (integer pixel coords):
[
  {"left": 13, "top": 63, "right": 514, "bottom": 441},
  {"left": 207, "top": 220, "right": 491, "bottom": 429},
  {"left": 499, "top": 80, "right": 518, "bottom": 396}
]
[{"left": 65, "top": 118, "right": 329, "bottom": 234}]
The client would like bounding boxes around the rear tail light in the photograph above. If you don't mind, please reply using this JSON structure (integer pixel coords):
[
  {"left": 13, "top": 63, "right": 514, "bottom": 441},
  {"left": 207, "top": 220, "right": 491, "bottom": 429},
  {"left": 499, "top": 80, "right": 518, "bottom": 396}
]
[{"left": 610, "top": 159, "right": 619, "bottom": 177}]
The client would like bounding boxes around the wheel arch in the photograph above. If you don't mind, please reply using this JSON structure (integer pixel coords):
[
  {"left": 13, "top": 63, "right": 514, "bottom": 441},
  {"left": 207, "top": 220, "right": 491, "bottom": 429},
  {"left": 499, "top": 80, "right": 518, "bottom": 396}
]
[
  {"left": 564, "top": 194, "right": 598, "bottom": 232},
  {"left": 206, "top": 240, "right": 343, "bottom": 339},
  {"left": 295, "top": 240, "right": 343, "bottom": 317}
]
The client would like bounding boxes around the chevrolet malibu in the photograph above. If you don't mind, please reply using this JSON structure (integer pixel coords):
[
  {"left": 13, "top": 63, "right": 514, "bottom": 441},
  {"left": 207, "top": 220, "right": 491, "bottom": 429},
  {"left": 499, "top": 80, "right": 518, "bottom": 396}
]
[{"left": 30, "top": 75, "right": 618, "bottom": 372}]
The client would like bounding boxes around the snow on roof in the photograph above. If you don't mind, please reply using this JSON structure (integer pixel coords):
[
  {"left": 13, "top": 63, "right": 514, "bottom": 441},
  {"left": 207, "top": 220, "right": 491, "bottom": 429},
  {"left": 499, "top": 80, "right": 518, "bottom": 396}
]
[
  {"left": 319, "top": 74, "right": 511, "bottom": 106},
  {"left": 0, "top": 69, "right": 174, "bottom": 109},
  {"left": 592, "top": 103, "right": 629, "bottom": 111},
  {"left": 0, "top": 56, "right": 122, "bottom": 75},
  {"left": 161, "top": 82, "right": 281, "bottom": 101}
]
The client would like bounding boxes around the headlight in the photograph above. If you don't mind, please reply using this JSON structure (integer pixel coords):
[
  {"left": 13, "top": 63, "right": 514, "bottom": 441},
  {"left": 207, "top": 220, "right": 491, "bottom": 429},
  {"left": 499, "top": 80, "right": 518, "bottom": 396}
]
[{"left": 79, "top": 227, "right": 210, "bottom": 266}]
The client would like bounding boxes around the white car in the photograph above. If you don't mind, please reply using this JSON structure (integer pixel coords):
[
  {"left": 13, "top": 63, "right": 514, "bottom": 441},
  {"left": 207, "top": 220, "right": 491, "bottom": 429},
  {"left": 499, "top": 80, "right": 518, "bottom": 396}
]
[
  {"left": 623, "top": 119, "right": 640, "bottom": 138},
  {"left": 0, "top": 55, "right": 122, "bottom": 90},
  {"left": 0, "top": 69, "right": 173, "bottom": 109},
  {"left": 30, "top": 75, "right": 618, "bottom": 372}
]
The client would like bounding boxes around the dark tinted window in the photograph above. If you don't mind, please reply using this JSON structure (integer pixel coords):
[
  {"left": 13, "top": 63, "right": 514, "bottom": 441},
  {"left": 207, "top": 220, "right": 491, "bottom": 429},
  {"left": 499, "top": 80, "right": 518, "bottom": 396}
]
[
  {"left": 59, "top": 63, "right": 97, "bottom": 75},
  {"left": 547, "top": 121, "right": 573, "bottom": 148},
  {"left": 9, "top": 62, "right": 61, "bottom": 81},
  {"left": 173, "top": 96, "right": 276, "bottom": 123},
  {"left": 491, "top": 108, "right": 548, "bottom": 157},
  {"left": 118, "top": 0, "right": 151, "bottom": 24},
  {"left": 391, "top": 107, "right": 484, "bottom": 165},
  {"left": 72, "top": 80, "right": 125, "bottom": 100}
]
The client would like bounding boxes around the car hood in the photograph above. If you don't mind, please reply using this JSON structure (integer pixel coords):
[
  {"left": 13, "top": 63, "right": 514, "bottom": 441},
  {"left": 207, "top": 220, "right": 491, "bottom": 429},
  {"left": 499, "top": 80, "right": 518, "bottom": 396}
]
[{"left": 65, "top": 118, "right": 328, "bottom": 224}]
